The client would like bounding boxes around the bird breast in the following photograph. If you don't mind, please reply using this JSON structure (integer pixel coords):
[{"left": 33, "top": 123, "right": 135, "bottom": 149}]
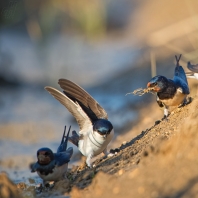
[
  {"left": 160, "top": 88, "right": 187, "bottom": 106},
  {"left": 37, "top": 164, "right": 68, "bottom": 182},
  {"left": 79, "top": 129, "right": 114, "bottom": 157}
]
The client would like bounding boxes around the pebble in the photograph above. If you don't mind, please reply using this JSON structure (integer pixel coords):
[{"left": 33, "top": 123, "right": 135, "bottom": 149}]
[
  {"left": 118, "top": 169, "right": 124, "bottom": 175},
  {"left": 28, "top": 178, "right": 35, "bottom": 184},
  {"left": 122, "top": 141, "right": 127, "bottom": 146}
]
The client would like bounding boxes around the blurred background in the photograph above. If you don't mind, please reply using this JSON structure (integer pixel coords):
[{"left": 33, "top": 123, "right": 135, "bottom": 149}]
[{"left": 0, "top": 0, "right": 198, "bottom": 183}]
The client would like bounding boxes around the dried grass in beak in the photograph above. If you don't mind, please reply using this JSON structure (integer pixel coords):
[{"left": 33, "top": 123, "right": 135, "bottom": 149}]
[{"left": 126, "top": 87, "right": 154, "bottom": 96}]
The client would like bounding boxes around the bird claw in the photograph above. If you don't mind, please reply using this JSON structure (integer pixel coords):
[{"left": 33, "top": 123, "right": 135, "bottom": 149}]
[
  {"left": 45, "top": 181, "right": 55, "bottom": 189},
  {"left": 184, "top": 96, "right": 192, "bottom": 105},
  {"left": 85, "top": 165, "right": 92, "bottom": 169},
  {"left": 35, "top": 181, "right": 55, "bottom": 194},
  {"left": 162, "top": 115, "right": 169, "bottom": 121},
  {"left": 92, "top": 164, "right": 96, "bottom": 168},
  {"left": 35, "top": 183, "right": 43, "bottom": 194},
  {"left": 178, "top": 97, "right": 192, "bottom": 108}
]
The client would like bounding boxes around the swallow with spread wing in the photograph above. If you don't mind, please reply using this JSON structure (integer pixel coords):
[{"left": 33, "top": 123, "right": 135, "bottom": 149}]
[{"left": 45, "top": 79, "right": 114, "bottom": 168}]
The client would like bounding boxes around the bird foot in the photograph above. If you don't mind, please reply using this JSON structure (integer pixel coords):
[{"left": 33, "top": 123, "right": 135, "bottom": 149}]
[
  {"left": 178, "top": 97, "right": 192, "bottom": 108},
  {"left": 155, "top": 120, "right": 161, "bottom": 125},
  {"left": 35, "top": 183, "right": 43, "bottom": 194},
  {"left": 161, "top": 115, "right": 169, "bottom": 122},
  {"left": 35, "top": 182, "right": 55, "bottom": 194},
  {"left": 85, "top": 163, "right": 92, "bottom": 169},
  {"left": 185, "top": 96, "right": 192, "bottom": 105},
  {"left": 45, "top": 181, "right": 55, "bottom": 189}
]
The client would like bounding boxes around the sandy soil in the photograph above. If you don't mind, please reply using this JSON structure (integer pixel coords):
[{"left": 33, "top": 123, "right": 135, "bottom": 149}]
[
  {"left": 0, "top": 173, "right": 22, "bottom": 198},
  {"left": 7, "top": 94, "right": 195, "bottom": 198}
]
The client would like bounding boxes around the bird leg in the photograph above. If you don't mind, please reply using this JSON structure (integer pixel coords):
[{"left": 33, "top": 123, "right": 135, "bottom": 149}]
[
  {"left": 103, "top": 148, "right": 108, "bottom": 155},
  {"left": 162, "top": 107, "right": 169, "bottom": 121},
  {"left": 101, "top": 148, "right": 109, "bottom": 160},
  {"left": 86, "top": 153, "right": 94, "bottom": 168},
  {"left": 35, "top": 183, "right": 43, "bottom": 194},
  {"left": 178, "top": 97, "right": 192, "bottom": 108},
  {"left": 35, "top": 181, "right": 55, "bottom": 194},
  {"left": 44, "top": 181, "right": 55, "bottom": 188}
]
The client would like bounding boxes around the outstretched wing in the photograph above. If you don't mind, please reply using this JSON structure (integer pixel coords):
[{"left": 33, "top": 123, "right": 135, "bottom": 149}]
[
  {"left": 55, "top": 147, "right": 73, "bottom": 166},
  {"left": 58, "top": 79, "right": 108, "bottom": 121},
  {"left": 45, "top": 87, "right": 92, "bottom": 134},
  {"left": 187, "top": 62, "right": 198, "bottom": 73}
]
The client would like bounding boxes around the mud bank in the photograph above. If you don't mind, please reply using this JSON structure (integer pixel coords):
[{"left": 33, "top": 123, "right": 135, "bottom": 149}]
[{"left": 13, "top": 96, "right": 198, "bottom": 198}]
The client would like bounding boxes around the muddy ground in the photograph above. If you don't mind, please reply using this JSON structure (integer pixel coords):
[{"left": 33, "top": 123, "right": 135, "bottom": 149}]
[{"left": 2, "top": 93, "right": 194, "bottom": 198}]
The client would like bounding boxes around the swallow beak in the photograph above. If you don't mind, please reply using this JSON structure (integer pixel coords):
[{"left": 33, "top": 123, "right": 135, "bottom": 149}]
[
  {"left": 38, "top": 155, "right": 45, "bottom": 161},
  {"left": 38, "top": 155, "right": 51, "bottom": 165},
  {"left": 147, "top": 82, "right": 160, "bottom": 92},
  {"left": 147, "top": 82, "right": 151, "bottom": 88},
  {"left": 103, "top": 131, "right": 109, "bottom": 138}
]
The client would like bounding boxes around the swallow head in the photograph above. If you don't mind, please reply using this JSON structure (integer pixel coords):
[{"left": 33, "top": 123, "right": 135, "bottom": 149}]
[
  {"left": 37, "top": 148, "right": 54, "bottom": 165},
  {"left": 147, "top": 75, "right": 168, "bottom": 92},
  {"left": 93, "top": 119, "right": 113, "bottom": 138}
]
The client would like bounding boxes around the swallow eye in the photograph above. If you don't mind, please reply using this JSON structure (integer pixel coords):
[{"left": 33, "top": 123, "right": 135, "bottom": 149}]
[
  {"left": 153, "top": 82, "right": 157, "bottom": 86},
  {"left": 45, "top": 152, "right": 50, "bottom": 156}
]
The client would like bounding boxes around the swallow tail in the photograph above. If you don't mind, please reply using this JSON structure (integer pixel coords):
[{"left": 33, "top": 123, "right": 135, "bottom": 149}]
[
  {"left": 57, "top": 126, "right": 71, "bottom": 153},
  {"left": 173, "top": 55, "right": 190, "bottom": 94},
  {"left": 174, "top": 54, "right": 188, "bottom": 85}
]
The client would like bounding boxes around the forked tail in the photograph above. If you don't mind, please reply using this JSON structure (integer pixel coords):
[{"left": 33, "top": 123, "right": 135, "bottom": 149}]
[
  {"left": 174, "top": 54, "right": 188, "bottom": 85},
  {"left": 57, "top": 125, "right": 71, "bottom": 153}
]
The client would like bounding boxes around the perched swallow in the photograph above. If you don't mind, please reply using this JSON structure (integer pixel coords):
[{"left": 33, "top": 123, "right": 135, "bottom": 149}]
[
  {"left": 45, "top": 79, "right": 114, "bottom": 168},
  {"left": 147, "top": 54, "right": 190, "bottom": 118},
  {"left": 186, "top": 62, "right": 198, "bottom": 79},
  {"left": 31, "top": 126, "right": 73, "bottom": 185}
]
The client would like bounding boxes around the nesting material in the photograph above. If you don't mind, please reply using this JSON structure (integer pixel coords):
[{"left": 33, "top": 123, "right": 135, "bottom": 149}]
[{"left": 126, "top": 87, "right": 154, "bottom": 96}]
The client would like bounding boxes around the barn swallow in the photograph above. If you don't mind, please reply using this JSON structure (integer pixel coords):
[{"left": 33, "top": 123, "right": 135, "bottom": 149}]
[
  {"left": 31, "top": 126, "right": 73, "bottom": 185},
  {"left": 45, "top": 79, "right": 114, "bottom": 168},
  {"left": 147, "top": 54, "right": 190, "bottom": 119},
  {"left": 186, "top": 62, "right": 198, "bottom": 79}
]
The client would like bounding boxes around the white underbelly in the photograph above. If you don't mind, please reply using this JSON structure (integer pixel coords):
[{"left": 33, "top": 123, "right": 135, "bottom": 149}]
[
  {"left": 161, "top": 91, "right": 187, "bottom": 107},
  {"left": 37, "top": 164, "right": 68, "bottom": 182},
  {"left": 79, "top": 130, "right": 114, "bottom": 157}
]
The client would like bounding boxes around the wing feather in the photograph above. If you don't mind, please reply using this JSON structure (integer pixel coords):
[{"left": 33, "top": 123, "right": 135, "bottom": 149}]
[
  {"left": 187, "top": 62, "right": 198, "bottom": 73},
  {"left": 45, "top": 86, "right": 92, "bottom": 133},
  {"left": 58, "top": 79, "right": 108, "bottom": 120}
]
